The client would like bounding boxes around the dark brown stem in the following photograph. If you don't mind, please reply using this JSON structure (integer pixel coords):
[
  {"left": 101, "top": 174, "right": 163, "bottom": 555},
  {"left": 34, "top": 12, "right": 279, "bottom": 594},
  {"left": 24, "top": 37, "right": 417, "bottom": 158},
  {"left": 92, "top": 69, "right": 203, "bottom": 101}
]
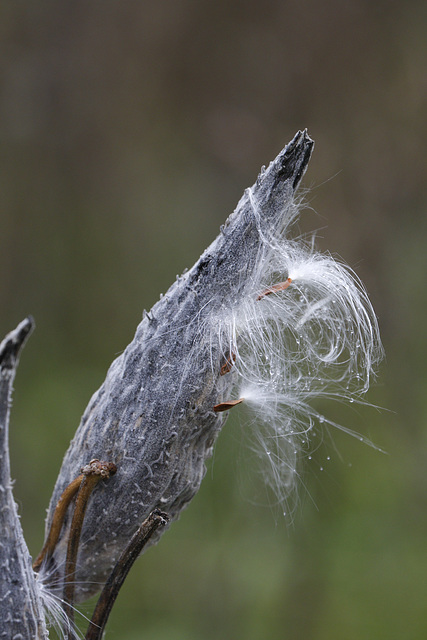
[
  {"left": 62, "top": 460, "right": 117, "bottom": 636},
  {"left": 32, "top": 474, "right": 84, "bottom": 572},
  {"left": 85, "top": 509, "right": 169, "bottom": 640}
]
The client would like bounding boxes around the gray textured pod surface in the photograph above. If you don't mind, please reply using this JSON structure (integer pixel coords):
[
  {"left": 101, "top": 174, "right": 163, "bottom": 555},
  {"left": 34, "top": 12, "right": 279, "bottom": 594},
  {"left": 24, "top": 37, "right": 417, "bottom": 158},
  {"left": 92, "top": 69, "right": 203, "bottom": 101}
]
[
  {"left": 0, "top": 318, "right": 48, "bottom": 639},
  {"left": 46, "top": 131, "right": 314, "bottom": 601}
]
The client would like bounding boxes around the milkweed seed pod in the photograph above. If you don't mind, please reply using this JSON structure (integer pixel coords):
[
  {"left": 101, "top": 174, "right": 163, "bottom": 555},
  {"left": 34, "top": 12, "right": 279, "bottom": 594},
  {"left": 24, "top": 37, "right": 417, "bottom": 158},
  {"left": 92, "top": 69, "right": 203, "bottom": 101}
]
[
  {"left": 41, "top": 131, "right": 382, "bottom": 603},
  {"left": 0, "top": 318, "right": 48, "bottom": 639}
]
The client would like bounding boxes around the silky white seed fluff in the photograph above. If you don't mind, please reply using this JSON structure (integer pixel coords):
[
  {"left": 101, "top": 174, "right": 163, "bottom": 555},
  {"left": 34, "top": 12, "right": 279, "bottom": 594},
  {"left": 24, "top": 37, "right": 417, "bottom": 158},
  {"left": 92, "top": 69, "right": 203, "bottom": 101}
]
[
  {"left": 197, "top": 192, "right": 383, "bottom": 511},
  {"left": 35, "top": 561, "right": 95, "bottom": 640}
]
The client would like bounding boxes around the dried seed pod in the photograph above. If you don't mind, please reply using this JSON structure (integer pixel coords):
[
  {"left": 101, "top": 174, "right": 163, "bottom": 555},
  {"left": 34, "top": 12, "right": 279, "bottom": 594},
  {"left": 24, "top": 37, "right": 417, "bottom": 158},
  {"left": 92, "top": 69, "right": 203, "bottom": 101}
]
[
  {"left": 42, "top": 130, "right": 382, "bottom": 605},
  {"left": 0, "top": 318, "right": 48, "bottom": 638},
  {"left": 43, "top": 131, "right": 314, "bottom": 601}
]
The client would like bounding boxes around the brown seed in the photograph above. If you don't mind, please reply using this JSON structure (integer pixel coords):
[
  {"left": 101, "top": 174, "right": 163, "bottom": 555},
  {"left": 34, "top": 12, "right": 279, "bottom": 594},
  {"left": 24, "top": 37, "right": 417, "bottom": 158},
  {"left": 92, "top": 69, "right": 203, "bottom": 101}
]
[
  {"left": 220, "top": 352, "right": 237, "bottom": 376},
  {"left": 213, "top": 398, "right": 244, "bottom": 412},
  {"left": 256, "top": 277, "right": 292, "bottom": 300}
]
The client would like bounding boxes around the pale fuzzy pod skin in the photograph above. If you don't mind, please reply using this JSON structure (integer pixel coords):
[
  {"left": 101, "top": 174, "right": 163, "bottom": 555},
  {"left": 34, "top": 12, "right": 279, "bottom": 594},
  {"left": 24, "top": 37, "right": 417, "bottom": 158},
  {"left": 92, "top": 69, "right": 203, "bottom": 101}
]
[
  {"left": 44, "top": 131, "right": 315, "bottom": 602},
  {"left": 0, "top": 318, "right": 48, "bottom": 639}
]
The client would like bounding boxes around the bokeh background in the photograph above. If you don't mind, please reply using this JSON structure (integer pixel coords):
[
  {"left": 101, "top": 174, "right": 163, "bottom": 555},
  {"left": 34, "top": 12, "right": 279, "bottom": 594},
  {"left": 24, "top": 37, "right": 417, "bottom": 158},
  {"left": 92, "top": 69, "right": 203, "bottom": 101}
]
[{"left": 1, "top": 1, "right": 426, "bottom": 638}]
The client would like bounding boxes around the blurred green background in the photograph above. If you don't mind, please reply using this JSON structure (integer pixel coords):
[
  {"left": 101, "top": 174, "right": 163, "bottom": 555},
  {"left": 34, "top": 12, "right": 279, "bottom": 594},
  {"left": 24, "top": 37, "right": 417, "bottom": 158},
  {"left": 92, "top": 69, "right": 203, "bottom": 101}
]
[{"left": 1, "top": 1, "right": 426, "bottom": 638}]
